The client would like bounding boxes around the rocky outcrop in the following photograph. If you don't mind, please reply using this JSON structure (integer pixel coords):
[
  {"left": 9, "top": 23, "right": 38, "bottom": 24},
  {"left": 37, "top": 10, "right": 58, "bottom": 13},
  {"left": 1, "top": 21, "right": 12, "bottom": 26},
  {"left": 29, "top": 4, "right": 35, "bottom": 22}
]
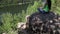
[{"left": 18, "top": 12, "right": 60, "bottom": 34}]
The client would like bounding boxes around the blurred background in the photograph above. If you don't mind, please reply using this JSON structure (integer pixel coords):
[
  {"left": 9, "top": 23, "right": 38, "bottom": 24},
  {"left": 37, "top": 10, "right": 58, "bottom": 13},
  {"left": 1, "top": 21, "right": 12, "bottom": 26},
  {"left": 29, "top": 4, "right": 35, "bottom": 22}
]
[{"left": 0, "top": 0, "right": 60, "bottom": 34}]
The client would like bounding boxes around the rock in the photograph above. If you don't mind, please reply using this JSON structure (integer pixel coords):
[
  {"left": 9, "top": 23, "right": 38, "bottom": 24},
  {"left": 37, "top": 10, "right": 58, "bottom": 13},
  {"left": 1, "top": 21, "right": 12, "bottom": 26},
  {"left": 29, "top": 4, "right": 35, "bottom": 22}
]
[
  {"left": 2, "top": 33, "right": 6, "bottom": 34},
  {"left": 18, "top": 12, "right": 60, "bottom": 34},
  {"left": 49, "top": 20, "right": 53, "bottom": 23},
  {"left": 17, "top": 22, "right": 26, "bottom": 29}
]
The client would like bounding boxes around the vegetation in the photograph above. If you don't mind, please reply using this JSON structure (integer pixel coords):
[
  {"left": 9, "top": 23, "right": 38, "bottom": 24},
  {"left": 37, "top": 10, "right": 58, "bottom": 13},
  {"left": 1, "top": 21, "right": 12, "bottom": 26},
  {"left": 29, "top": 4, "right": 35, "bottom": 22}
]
[
  {"left": 0, "top": 0, "right": 60, "bottom": 34},
  {"left": 0, "top": 11, "right": 27, "bottom": 34},
  {"left": 51, "top": 0, "right": 60, "bottom": 14}
]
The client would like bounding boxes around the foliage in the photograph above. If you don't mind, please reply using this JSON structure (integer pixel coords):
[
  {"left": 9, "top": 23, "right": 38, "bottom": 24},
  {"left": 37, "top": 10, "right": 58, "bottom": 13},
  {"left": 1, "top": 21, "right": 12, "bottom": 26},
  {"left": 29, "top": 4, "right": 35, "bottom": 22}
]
[
  {"left": 0, "top": 11, "right": 26, "bottom": 34},
  {"left": 26, "top": 1, "right": 40, "bottom": 15},
  {"left": 7, "top": 31, "right": 17, "bottom": 34},
  {"left": 51, "top": 0, "right": 60, "bottom": 14},
  {"left": 0, "top": 0, "right": 60, "bottom": 34},
  {"left": 1, "top": 13, "right": 12, "bottom": 32},
  {"left": 21, "top": 10, "right": 26, "bottom": 22}
]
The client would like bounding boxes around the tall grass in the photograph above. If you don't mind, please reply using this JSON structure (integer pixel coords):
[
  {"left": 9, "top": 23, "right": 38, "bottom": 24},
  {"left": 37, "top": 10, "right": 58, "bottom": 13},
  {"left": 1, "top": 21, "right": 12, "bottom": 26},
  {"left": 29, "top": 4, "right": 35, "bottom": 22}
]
[
  {"left": 26, "top": 1, "right": 40, "bottom": 15},
  {"left": 0, "top": 12, "right": 25, "bottom": 34},
  {"left": 51, "top": 0, "right": 60, "bottom": 14},
  {"left": 0, "top": 0, "right": 60, "bottom": 34},
  {"left": 0, "top": 1, "right": 41, "bottom": 34}
]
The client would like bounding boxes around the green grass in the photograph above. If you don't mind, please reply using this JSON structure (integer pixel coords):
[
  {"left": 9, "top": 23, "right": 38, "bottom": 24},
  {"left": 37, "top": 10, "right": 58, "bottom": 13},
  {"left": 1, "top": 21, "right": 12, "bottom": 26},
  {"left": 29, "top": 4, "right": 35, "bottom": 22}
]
[
  {"left": 0, "top": 0, "right": 60, "bottom": 34},
  {"left": 0, "top": 1, "right": 40, "bottom": 34}
]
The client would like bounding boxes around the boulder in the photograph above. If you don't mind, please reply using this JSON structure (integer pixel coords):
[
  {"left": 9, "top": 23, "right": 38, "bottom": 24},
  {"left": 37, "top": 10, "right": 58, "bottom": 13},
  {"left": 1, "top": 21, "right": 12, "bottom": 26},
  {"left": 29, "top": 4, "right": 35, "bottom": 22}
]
[{"left": 18, "top": 12, "right": 60, "bottom": 34}]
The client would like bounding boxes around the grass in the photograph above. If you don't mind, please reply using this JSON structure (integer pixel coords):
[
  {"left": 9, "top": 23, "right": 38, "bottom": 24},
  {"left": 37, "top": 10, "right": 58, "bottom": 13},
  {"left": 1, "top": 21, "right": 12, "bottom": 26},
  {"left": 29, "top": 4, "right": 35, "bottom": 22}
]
[
  {"left": 0, "top": 0, "right": 60, "bottom": 34},
  {"left": 0, "top": 1, "right": 40, "bottom": 34}
]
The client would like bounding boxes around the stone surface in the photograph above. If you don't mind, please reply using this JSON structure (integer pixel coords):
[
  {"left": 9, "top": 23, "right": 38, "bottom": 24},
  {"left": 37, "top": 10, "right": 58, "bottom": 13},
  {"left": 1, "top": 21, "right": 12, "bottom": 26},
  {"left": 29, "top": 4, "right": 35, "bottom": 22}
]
[{"left": 18, "top": 12, "right": 60, "bottom": 34}]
